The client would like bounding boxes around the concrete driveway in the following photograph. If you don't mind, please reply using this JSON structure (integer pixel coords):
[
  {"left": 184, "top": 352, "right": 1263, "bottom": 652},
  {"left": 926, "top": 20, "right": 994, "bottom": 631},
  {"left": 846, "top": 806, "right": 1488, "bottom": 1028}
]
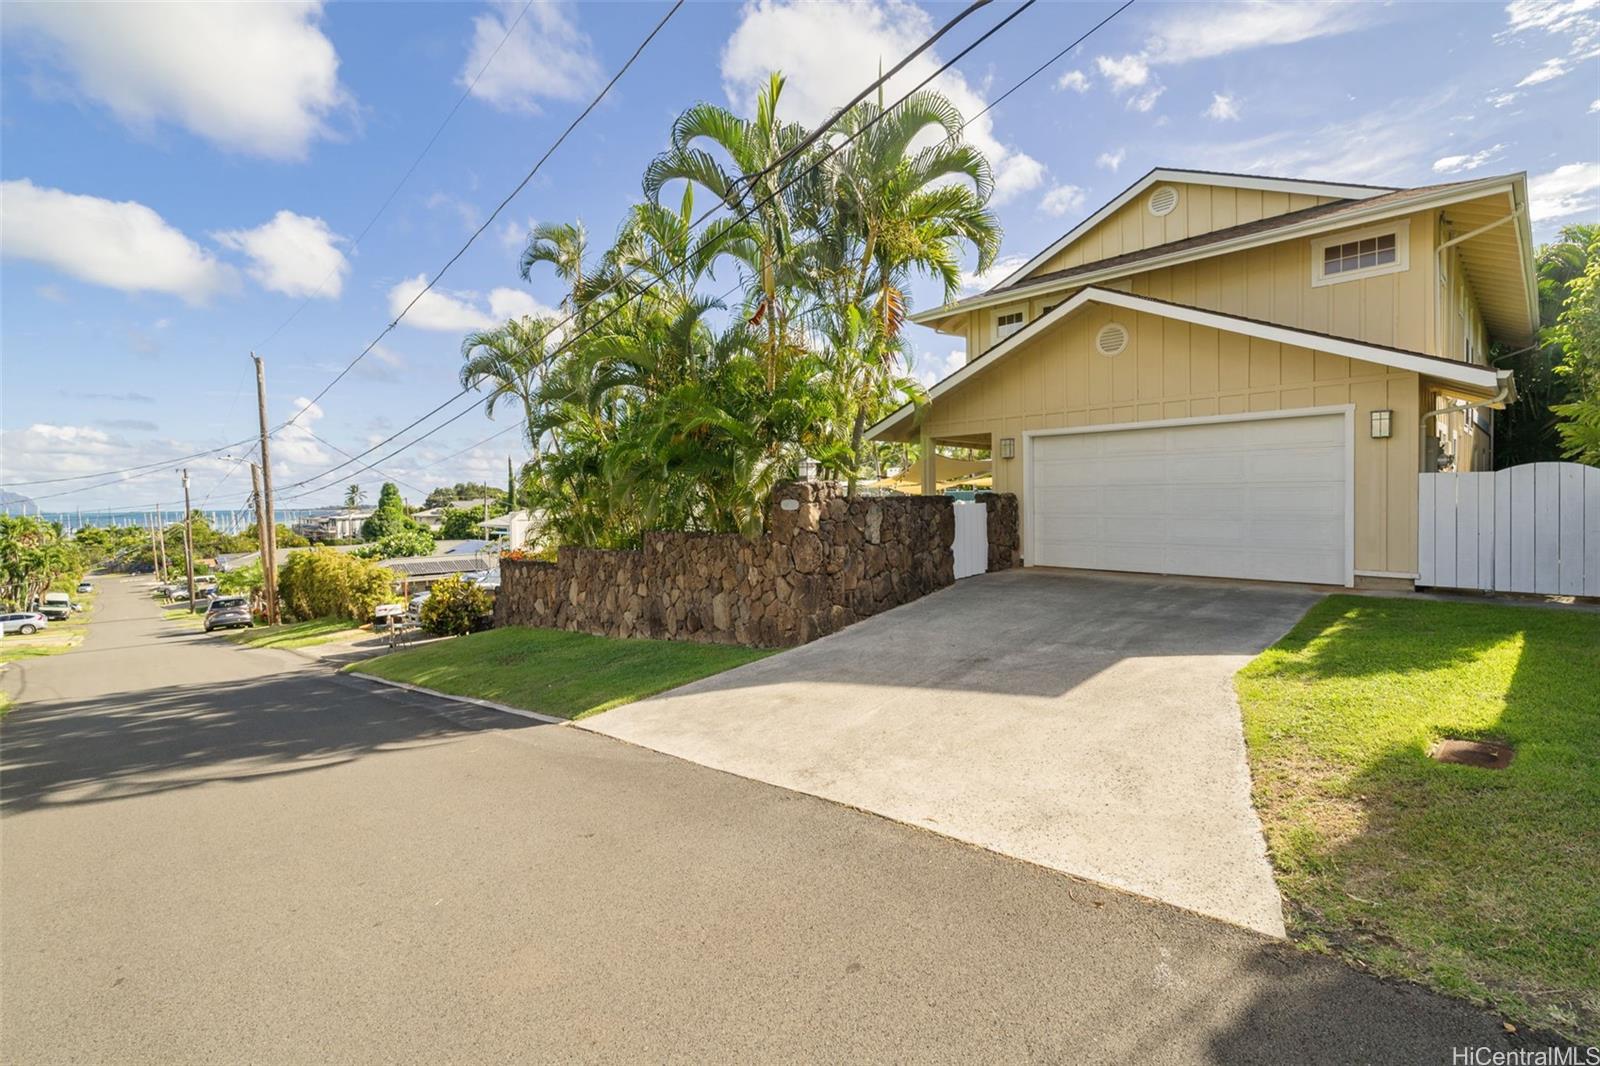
[{"left": 586, "top": 569, "right": 1325, "bottom": 936}]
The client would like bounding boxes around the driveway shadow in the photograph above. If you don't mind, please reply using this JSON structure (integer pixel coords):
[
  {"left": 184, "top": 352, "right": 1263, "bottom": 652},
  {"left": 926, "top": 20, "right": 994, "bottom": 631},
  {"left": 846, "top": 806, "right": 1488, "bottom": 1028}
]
[{"left": 0, "top": 670, "right": 541, "bottom": 816}]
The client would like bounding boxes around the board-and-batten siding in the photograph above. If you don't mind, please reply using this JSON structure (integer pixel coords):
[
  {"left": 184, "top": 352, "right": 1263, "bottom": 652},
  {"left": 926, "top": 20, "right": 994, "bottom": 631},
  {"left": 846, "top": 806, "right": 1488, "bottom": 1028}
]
[
  {"left": 1032, "top": 183, "right": 1340, "bottom": 278},
  {"left": 921, "top": 304, "right": 1424, "bottom": 576},
  {"left": 966, "top": 208, "right": 1439, "bottom": 360}
]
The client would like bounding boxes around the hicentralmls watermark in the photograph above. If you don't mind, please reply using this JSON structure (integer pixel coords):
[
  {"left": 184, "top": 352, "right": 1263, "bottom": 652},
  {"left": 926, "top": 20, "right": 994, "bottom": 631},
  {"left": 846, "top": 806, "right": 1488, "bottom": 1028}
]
[{"left": 1452, "top": 1048, "right": 1600, "bottom": 1065}]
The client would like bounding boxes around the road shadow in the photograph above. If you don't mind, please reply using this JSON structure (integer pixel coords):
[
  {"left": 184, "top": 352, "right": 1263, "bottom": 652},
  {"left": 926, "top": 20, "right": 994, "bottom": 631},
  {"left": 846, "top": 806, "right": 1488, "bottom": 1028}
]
[{"left": 0, "top": 669, "right": 541, "bottom": 816}]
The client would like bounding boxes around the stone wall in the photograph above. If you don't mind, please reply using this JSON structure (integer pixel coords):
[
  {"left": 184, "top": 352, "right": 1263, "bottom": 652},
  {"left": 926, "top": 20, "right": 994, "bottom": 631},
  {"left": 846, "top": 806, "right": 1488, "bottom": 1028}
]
[{"left": 495, "top": 482, "right": 1020, "bottom": 647}]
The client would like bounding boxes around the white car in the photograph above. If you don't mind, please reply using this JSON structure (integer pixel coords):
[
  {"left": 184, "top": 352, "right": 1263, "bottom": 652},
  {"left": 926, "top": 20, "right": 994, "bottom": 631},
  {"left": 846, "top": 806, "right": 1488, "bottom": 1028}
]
[{"left": 1, "top": 612, "right": 48, "bottom": 635}]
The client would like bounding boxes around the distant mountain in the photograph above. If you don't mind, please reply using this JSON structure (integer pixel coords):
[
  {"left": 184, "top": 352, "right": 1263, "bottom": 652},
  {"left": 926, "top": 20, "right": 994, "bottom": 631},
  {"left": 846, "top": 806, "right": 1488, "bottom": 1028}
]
[{"left": 0, "top": 489, "right": 38, "bottom": 515}]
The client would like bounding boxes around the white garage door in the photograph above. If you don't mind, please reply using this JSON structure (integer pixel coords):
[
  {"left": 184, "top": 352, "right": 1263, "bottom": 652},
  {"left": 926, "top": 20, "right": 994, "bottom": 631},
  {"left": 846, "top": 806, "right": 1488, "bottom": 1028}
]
[{"left": 1028, "top": 411, "right": 1350, "bottom": 585}]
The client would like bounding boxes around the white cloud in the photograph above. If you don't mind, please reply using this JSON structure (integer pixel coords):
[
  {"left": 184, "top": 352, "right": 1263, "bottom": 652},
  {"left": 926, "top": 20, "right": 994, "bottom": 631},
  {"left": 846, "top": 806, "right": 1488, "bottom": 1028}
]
[
  {"left": 1141, "top": 1, "right": 1376, "bottom": 64},
  {"left": 273, "top": 398, "right": 332, "bottom": 471},
  {"left": 1094, "top": 53, "right": 1149, "bottom": 90},
  {"left": 958, "top": 253, "right": 1027, "bottom": 293},
  {"left": 214, "top": 211, "right": 348, "bottom": 299},
  {"left": 1431, "top": 144, "right": 1507, "bottom": 175},
  {"left": 914, "top": 349, "right": 965, "bottom": 388},
  {"left": 0, "top": 179, "right": 232, "bottom": 302},
  {"left": 720, "top": 0, "right": 1045, "bottom": 203},
  {"left": 1039, "top": 184, "right": 1087, "bottom": 217},
  {"left": 1517, "top": 57, "right": 1571, "bottom": 85},
  {"left": 1096, "top": 148, "right": 1127, "bottom": 172},
  {"left": 1591, "top": 98, "right": 1600, "bottom": 112},
  {"left": 1488, "top": 91, "right": 1521, "bottom": 108},
  {"left": 388, "top": 274, "right": 551, "bottom": 332},
  {"left": 1529, "top": 162, "right": 1600, "bottom": 221},
  {"left": 0, "top": 423, "right": 242, "bottom": 500},
  {"left": 5, "top": 1, "right": 347, "bottom": 160},
  {"left": 1056, "top": 70, "right": 1090, "bottom": 93},
  {"left": 1128, "top": 86, "right": 1165, "bottom": 113},
  {"left": 1205, "top": 93, "right": 1240, "bottom": 121},
  {"left": 1502, "top": 0, "right": 1600, "bottom": 51},
  {"left": 1186, "top": 93, "right": 1455, "bottom": 185},
  {"left": 461, "top": 0, "right": 602, "bottom": 113}
]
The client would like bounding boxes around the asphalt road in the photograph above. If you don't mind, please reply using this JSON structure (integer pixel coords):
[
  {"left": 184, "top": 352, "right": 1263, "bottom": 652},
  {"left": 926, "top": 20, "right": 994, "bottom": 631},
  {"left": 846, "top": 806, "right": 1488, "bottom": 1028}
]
[{"left": 0, "top": 578, "right": 1559, "bottom": 1064}]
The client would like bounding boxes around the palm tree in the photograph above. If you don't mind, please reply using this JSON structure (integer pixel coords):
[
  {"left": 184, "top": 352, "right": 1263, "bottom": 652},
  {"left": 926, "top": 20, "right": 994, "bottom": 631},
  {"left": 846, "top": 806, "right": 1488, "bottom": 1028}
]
[
  {"left": 343, "top": 484, "right": 366, "bottom": 509},
  {"left": 643, "top": 73, "right": 813, "bottom": 387},
  {"left": 802, "top": 88, "right": 1002, "bottom": 491},
  {"left": 460, "top": 315, "right": 564, "bottom": 455},
  {"left": 519, "top": 221, "right": 591, "bottom": 326}
]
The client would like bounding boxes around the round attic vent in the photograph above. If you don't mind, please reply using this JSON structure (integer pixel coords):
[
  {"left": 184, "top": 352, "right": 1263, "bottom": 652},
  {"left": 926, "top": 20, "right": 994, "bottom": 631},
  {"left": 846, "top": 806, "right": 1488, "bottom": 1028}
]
[
  {"left": 1148, "top": 185, "right": 1180, "bottom": 217},
  {"left": 1096, "top": 323, "right": 1129, "bottom": 356}
]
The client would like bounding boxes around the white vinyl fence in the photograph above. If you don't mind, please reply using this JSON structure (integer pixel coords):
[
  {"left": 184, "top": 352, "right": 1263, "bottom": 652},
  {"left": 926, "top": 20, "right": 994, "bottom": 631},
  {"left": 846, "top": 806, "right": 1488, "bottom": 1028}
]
[
  {"left": 952, "top": 499, "right": 988, "bottom": 580},
  {"left": 1418, "top": 462, "right": 1600, "bottom": 596}
]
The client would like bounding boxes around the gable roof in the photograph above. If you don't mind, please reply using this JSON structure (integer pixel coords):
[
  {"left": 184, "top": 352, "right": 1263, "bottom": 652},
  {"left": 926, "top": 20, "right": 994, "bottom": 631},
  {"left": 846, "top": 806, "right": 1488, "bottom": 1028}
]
[
  {"left": 914, "top": 171, "right": 1534, "bottom": 336},
  {"left": 990, "top": 167, "right": 1396, "bottom": 292},
  {"left": 870, "top": 287, "right": 1510, "bottom": 441}
]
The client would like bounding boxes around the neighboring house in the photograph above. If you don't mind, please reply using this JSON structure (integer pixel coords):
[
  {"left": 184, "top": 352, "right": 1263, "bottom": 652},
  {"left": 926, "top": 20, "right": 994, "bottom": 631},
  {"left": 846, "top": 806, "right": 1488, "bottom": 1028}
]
[
  {"left": 293, "top": 508, "right": 374, "bottom": 542},
  {"left": 483, "top": 509, "right": 542, "bottom": 549},
  {"left": 412, "top": 499, "right": 497, "bottom": 531},
  {"left": 381, "top": 553, "right": 499, "bottom": 595},
  {"left": 870, "top": 168, "right": 1535, "bottom": 588}
]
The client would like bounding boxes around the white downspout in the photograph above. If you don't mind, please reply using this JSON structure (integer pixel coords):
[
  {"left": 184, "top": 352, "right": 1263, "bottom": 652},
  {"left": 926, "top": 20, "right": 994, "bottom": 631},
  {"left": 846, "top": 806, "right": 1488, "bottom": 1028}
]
[{"left": 1419, "top": 370, "right": 1516, "bottom": 471}]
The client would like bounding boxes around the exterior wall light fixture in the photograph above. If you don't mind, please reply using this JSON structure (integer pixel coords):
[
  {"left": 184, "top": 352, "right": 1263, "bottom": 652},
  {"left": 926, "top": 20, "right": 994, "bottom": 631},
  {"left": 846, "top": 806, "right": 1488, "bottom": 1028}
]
[
  {"left": 999, "top": 437, "right": 1016, "bottom": 460},
  {"left": 1370, "top": 410, "right": 1393, "bottom": 439}
]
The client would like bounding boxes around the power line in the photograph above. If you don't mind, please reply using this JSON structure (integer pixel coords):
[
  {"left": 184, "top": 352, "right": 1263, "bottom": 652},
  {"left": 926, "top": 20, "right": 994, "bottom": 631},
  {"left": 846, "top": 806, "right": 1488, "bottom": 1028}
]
[
  {"left": 253, "top": 0, "right": 537, "bottom": 353},
  {"left": 0, "top": 434, "right": 257, "bottom": 490},
  {"left": 277, "top": 0, "right": 686, "bottom": 430},
  {"left": 274, "top": 0, "right": 1035, "bottom": 498},
  {"left": 272, "top": 0, "right": 998, "bottom": 499}
]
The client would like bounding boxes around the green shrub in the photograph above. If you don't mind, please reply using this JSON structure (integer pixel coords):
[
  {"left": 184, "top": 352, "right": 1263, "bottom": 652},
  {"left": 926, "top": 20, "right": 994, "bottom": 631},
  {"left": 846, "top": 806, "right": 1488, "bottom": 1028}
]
[
  {"left": 353, "top": 527, "right": 435, "bottom": 560},
  {"left": 418, "top": 575, "right": 492, "bottom": 636},
  {"left": 277, "top": 548, "right": 394, "bottom": 622},
  {"left": 217, "top": 561, "right": 263, "bottom": 596}
]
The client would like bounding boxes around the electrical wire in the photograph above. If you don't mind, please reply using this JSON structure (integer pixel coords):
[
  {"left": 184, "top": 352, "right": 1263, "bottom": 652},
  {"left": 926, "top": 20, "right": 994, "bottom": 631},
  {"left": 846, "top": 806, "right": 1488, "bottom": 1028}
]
[
  {"left": 253, "top": 0, "right": 537, "bottom": 353},
  {"left": 274, "top": 0, "right": 1037, "bottom": 498},
  {"left": 277, "top": 0, "right": 687, "bottom": 430}
]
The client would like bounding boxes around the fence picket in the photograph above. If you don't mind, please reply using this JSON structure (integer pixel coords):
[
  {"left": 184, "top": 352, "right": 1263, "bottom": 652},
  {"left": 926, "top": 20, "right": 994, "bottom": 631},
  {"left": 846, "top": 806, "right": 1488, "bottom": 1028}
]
[{"left": 1421, "top": 463, "right": 1596, "bottom": 597}]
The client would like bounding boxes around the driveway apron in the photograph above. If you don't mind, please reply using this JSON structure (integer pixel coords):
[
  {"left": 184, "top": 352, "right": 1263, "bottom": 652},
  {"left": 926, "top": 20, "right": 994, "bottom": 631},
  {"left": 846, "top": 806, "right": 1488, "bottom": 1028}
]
[{"left": 585, "top": 568, "right": 1324, "bottom": 936}]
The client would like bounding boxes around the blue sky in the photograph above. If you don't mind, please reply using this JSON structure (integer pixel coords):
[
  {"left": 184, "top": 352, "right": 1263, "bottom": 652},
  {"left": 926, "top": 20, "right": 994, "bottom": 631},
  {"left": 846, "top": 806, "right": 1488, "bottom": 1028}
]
[{"left": 2, "top": 0, "right": 1597, "bottom": 512}]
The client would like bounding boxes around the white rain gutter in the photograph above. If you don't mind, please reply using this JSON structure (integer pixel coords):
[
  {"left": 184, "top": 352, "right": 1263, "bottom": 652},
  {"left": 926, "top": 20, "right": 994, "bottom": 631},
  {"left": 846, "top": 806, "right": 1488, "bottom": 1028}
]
[{"left": 1418, "top": 369, "right": 1516, "bottom": 471}]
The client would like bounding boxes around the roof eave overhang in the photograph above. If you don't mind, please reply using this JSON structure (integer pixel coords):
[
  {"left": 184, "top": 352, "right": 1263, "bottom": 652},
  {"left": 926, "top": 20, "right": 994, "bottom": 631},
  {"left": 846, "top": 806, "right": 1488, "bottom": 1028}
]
[
  {"left": 872, "top": 287, "right": 1504, "bottom": 441},
  {"left": 912, "top": 175, "right": 1516, "bottom": 327}
]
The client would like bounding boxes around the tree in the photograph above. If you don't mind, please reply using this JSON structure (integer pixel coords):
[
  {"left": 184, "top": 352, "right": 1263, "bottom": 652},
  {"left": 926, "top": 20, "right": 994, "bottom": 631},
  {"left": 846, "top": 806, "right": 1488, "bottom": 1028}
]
[
  {"left": 343, "top": 483, "right": 367, "bottom": 509},
  {"left": 1494, "top": 224, "right": 1600, "bottom": 465},
  {"left": 1549, "top": 233, "right": 1600, "bottom": 464},
  {"left": 519, "top": 221, "right": 592, "bottom": 327},
  {"left": 439, "top": 508, "right": 485, "bottom": 540},
  {"left": 359, "top": 483, "right": 415, "bottom": 541},
  {"left": 277, "top": 548, "right": 395, "bottom": 622},
  {"left": 0, "top": 516, "right": 82, "bottom": 609},
  {"left": 418, "top": 575, "right": 492, "bottom": 636},
  {"left": 460, "top": 315, "right": 560, "bottom": 454}
]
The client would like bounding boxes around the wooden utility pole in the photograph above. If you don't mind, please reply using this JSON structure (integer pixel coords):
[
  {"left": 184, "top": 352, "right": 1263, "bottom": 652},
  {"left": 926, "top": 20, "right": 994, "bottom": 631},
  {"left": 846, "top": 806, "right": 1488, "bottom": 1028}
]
[
  {"left": 249, "top": 460, "right": 276, "bottom": 621},
  {"left": 181, "top": 470, "right": 196, "bottom": 611},
  {"left": 149, "top": 510, "right": 163, "bottom": 583},
  {"left": 154, "top": 505, "right": 169, "bottom": 583},
  {"left": 252, "top": 353, "right": 280, "bottom": 624}
]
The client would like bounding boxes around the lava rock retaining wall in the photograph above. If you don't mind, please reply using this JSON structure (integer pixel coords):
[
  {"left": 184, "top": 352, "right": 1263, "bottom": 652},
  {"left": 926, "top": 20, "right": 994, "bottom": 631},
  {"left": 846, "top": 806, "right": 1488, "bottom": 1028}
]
[{"left": 494, "top": 482, "right": 1019, "bottom": 647}]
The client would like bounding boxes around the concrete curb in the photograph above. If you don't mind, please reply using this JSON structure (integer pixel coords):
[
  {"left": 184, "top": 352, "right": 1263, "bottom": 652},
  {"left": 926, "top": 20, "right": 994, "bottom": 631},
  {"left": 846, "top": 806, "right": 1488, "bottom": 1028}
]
[{"left": 346, "top": 670, "right": 568, "bottom": 726}]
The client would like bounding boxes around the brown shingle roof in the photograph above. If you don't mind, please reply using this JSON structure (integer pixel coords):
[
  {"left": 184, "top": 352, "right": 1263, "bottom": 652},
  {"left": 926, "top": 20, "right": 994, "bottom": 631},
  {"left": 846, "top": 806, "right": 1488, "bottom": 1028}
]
[{"left": 980, "top": 176, "right": 1502, "bottom": 300}]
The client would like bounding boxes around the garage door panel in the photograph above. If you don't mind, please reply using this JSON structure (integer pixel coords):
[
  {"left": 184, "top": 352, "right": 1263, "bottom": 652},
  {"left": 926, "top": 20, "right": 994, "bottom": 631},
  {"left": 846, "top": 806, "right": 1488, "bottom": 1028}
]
[{"left": 1029, "top": 412, "right": 1348, "bottom": 585}]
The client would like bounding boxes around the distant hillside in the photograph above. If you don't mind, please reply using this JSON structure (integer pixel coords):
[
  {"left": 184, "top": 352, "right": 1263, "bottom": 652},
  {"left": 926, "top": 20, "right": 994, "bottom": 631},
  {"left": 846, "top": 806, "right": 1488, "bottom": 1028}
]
[{"left": 0, "top": 489, "right": 38, "bottom": 515}]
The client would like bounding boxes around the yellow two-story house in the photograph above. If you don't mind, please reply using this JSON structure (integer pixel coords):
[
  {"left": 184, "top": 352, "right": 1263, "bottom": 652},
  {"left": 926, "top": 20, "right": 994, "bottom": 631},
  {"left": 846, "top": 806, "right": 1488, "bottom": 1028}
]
[{"left": 868, "top": 168, "right": 1537, "bottom": 588}]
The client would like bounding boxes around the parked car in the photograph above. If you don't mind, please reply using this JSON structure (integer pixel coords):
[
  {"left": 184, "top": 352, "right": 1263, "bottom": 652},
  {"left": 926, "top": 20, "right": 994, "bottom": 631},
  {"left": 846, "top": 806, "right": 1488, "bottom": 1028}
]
[
  {"left": 38, "top": 592, "right": 73, "bottom": 621},
  {"left": 203, "top": 600, "right": 254, "bottom": 632},
  {"left": 1, "top": 612, "right": 48, "bottom": 635},
  {"left": 406, "top": 590, "right": 431, "bottom": 622},
  {"left": 76, "top": 580, "right": 93, "bottom": 594}
]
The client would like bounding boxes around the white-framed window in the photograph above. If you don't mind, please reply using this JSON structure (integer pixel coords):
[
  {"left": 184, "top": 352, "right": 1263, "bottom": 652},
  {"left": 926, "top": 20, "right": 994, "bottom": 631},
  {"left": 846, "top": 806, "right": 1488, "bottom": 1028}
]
[
  {"left": 1311, "top": 219, "right": 1410, "bottom": 287},
  {"left": 995, "top": 310, "right": 1026, "bottom": 339}
]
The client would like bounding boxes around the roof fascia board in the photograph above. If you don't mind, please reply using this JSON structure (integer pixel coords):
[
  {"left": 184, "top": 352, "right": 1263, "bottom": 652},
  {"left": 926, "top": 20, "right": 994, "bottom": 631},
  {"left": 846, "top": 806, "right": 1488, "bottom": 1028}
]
[
  {"left": 872, "top": 287, "right": 1501, "bottom": 440},
  {"left": 915, "top": 177, "right": 1516, "bottom": 326},
  {"left": 989, "top": 167, "right": 1395, "bottom": 291}
]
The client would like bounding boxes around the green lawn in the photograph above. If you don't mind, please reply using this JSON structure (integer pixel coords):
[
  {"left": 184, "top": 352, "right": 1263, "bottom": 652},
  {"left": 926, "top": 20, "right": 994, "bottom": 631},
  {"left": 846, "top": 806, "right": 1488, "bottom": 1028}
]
[
  {"left": 350, "top": 626, "right": 774, "bottom": 720},
  {"left": 225, "top": 617, "right": 362, "bottom": 650},
  {"left": 163, "top": 607, "right": 205, "bottom": 630},
  {"left": 1236, "top": 595, "right": 1599, "bottom": 1043}
]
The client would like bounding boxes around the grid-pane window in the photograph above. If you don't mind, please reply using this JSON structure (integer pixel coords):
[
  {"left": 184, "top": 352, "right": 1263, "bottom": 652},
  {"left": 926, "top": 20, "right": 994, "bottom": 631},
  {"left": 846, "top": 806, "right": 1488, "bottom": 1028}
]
[
  {"left": 996, "top": 311, "right": 1025, "bottom": 338},
  {"left": 1322, "top": 231, "right": 1396, "bottom": 276}
]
